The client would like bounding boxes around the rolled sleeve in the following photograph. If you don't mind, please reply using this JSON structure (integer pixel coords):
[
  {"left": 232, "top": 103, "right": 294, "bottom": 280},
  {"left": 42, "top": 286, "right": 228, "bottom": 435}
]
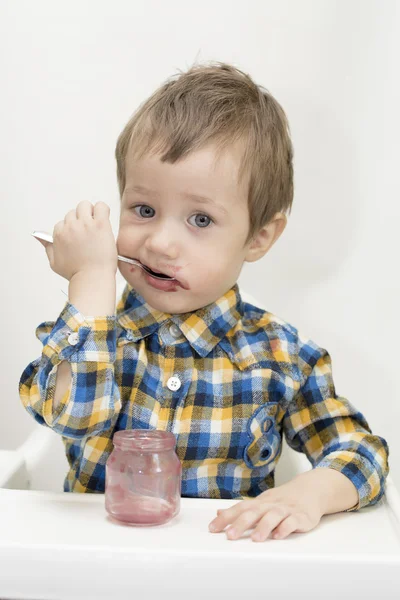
[
  {"left": 40, "top": 302, "right": 117, "bottom": 363},
  {"left": 19, "top": 302, "right": 120, "bottom": 438},
  {"left": 283, "top": 338, "right": 389, "bottom": 510}
]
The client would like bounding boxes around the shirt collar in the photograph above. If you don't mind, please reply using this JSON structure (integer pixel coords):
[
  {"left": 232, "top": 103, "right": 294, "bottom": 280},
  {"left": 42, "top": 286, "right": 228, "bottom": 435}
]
[{"left": 117, "top": 283, "right": 244, "bottom": 358}]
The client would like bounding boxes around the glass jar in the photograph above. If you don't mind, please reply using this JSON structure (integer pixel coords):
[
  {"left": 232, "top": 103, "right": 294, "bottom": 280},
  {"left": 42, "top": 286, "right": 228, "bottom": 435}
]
[{"left": 105, "top": 429, "right": 182, "bottom": 526}]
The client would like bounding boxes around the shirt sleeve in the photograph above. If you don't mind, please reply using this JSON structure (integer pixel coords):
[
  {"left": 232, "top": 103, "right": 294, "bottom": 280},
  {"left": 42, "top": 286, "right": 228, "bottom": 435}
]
[
  {"left": 18, "top": 301, "right": 121, "bottom": 439},
  {"left": 282, "top": 336, "right": 389, "bottom": 511}
]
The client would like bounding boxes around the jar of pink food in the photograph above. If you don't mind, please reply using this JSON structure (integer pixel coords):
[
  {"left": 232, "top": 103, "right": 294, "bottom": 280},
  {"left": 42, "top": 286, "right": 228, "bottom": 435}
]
[{"left": 105, "top": 429, "right": 182, "bottom": 526}]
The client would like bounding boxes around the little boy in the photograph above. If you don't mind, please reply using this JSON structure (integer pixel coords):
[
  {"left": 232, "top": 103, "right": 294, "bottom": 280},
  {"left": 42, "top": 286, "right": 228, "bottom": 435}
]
[{"left": 19, "top": 62, "right": 389, "bottom": 542}]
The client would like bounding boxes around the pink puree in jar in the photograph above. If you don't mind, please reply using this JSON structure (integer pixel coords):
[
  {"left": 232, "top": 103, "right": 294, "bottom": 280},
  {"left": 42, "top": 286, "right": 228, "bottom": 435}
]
[{"left": 105, "top": 429, "right": 182, "bottom": 526}]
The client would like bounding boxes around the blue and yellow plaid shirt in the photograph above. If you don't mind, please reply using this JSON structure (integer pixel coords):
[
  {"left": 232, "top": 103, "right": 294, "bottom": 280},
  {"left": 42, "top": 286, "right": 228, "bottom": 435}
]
[{"left": 19, "top": 283, "right": 389, "bottom": 509}]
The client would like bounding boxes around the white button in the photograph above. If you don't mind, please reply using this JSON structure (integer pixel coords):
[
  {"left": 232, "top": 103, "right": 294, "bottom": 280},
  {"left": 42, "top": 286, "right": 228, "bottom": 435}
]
[
  {"left": 167, "top": 376, "right": 181, "bottom": 391},
  {"left": 169, "top": 324, "right": 181, "bottom": 338},
  {"left": 68, "top": 332, "right": 79, "bottom": 346}
]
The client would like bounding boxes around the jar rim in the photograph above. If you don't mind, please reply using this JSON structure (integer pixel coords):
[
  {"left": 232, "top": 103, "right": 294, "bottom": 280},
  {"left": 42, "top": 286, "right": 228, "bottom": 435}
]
[{"left": 113, "top": 429, "right": 177, "bottom": 452}]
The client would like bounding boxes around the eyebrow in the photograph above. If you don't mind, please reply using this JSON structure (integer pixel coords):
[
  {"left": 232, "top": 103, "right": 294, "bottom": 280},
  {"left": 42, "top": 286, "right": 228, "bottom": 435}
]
[{"left": 125, "top": 185, "right": 228, "bottom": 215}]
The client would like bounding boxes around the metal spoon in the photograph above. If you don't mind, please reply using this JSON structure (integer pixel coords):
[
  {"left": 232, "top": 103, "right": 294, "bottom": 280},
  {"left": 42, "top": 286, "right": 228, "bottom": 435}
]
[{"left": 31, "top": 231, "right": 175, "bottom": 281}]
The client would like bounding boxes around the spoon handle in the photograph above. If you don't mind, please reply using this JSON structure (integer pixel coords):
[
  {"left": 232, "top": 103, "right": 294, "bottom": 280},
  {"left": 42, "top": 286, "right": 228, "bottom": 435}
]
[{"left": 31, "top": 230, "right": 139, "bottom": 266}]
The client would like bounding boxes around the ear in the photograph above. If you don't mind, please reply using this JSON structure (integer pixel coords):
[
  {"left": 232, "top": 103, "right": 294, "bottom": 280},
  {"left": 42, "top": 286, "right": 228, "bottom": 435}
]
[{"left": 244, "top": 212, "right": 287, "bottom": 263}]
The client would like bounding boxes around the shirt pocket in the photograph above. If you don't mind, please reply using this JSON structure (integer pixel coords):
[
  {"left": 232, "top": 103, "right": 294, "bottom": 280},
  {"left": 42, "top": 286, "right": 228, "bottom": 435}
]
[{"left": 243, "top": 403, "right": 281, "bottom": 469}]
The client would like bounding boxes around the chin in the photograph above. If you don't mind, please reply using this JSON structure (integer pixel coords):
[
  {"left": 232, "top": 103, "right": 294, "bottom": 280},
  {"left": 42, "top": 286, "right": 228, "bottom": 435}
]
[
  {"left": 147, "top": 294, "right": 190, "bottom": 313},
  {"left": 146, "top": 290, "right": 206, "bottom": 315}
]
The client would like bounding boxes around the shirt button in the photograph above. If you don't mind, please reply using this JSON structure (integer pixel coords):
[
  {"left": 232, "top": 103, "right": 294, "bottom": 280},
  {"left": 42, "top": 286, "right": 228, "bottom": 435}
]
[
  {"left": 169, "top": 324, "right": 181, "bottom": 339},
  {"left": 68, "top": 332, "right": 79, "bottom": 346},
  {"left": 167, "top": 376, "right": 181, "bottom": 391}
]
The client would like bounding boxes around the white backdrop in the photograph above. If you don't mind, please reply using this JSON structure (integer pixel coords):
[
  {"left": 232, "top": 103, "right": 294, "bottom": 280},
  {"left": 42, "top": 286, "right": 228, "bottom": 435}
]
[{"left": 1, "top": 0, "right": 399, "bottom": 486}]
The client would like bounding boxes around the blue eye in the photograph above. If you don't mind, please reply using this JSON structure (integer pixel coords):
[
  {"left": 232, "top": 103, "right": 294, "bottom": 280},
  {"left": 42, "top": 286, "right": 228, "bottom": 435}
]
[
  {"left": 188, "top": 214, "right": 212, "bottom": 228},
  {"left": 132, "top": 204, "right": 213, "bottom": 229},
  {"left": 133, "top": 205, "right": 155, "bottom": 218}
]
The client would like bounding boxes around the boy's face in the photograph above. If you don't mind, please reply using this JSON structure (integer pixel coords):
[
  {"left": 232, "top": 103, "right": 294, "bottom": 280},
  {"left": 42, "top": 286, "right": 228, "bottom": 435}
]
[{"left": 117, "top": 142, "right": 272, "bottom": 314}]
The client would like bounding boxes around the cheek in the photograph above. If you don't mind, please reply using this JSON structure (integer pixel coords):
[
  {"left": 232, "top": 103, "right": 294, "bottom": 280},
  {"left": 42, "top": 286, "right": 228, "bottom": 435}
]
[
  {"left": 192, "top": 251, "right": 233, "bottom": 280},
  {"left": 198, "top": 238, "right": 240, "bottom": 263},
  {"left": 116, "top": 224, "right": 137, "bottom": 249}
]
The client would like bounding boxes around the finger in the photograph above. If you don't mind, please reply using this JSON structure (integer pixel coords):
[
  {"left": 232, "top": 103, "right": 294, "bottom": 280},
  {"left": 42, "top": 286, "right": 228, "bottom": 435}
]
[
  {"left": 273, "top": 512, "right": 320, "bottom": 539},
  {"left": 76, "top": 200, "right": 94, "bottom": 220},
  {"left": 225, "top": 507, "right": 265, "bottom": 540},
  {"left": 209, "top": 499, "right": 255, "bottom": 533},
  {"left": 64, "top": 209, "right": 77, "bottom": 224},
  {"left": 251, "top": 507, "right": 292, "bottom": 542},
  {"left": 53, "top": 220, "right": 64, "bottom": 239},
  {"left": 271, "top": 514, "right": 303, "bottom": 540},
  {"left": 93, "top": 201, "right": 110, "bottom": 221},
  {"left": 210, "top": 500, "right": 277, "bottom": 533}
]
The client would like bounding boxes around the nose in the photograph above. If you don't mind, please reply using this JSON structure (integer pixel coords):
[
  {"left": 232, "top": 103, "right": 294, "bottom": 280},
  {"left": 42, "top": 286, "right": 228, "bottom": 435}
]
[{"left": 143, "top": 220, "right": 179, "bottom": 260}]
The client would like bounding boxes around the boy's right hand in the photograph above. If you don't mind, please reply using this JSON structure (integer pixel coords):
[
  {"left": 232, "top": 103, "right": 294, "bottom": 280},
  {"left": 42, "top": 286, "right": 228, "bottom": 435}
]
[{"left": 37, "top": 201, "right": 118, "bottom": 282}]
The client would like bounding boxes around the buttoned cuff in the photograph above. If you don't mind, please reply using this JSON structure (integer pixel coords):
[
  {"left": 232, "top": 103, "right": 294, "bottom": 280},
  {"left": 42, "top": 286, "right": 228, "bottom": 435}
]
[{"left": 43, "top": 301, "right": 117, "bottom": 363}]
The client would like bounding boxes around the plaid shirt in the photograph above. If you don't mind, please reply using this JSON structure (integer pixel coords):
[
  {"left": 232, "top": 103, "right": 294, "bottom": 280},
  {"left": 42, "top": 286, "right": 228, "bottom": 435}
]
[{"left": 19, "top": 283, "right": 389, "bottom": 509}]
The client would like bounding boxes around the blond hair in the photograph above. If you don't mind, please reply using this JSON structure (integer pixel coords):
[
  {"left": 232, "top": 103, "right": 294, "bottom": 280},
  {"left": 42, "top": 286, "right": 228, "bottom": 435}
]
[{"left": 115, "top": 62, "right": 294, "bottom": 245}]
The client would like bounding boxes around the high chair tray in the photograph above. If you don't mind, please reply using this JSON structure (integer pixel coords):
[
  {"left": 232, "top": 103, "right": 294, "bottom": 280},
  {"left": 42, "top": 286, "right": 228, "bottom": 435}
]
[{"left": 0, "top": 484, "right": 399, "bottom": 600}]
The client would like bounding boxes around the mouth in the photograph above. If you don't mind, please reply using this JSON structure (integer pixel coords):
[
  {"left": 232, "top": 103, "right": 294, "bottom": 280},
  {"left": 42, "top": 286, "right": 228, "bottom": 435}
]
[
  {"left": 133, "top": 260, "right": 190, "bottom": 290},
  {"left": 143, "top": 263, "right": 174, "bottom": 279},
  {"left": 140, "top": 260, "right": 176, "bottom": 280}
]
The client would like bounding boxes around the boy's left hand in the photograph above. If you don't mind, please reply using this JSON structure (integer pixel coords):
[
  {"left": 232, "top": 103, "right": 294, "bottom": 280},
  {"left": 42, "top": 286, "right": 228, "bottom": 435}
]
[{"left": 208, "top": 480, "right": 323, "bottom": 542}]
